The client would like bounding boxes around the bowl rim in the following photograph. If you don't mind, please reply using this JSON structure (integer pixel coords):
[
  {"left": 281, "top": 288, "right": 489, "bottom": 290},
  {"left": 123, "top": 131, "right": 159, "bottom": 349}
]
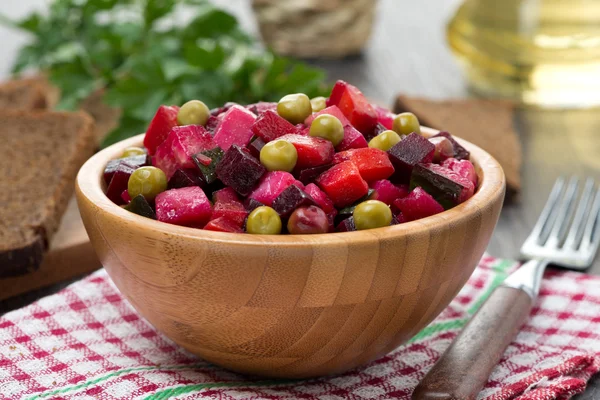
[{"left": 76, "top": 127, "right": 505, "bottom": 246}]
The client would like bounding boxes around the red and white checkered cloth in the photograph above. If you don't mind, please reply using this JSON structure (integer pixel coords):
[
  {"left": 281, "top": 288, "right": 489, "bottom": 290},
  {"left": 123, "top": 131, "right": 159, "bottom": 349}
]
[{"left": 1, "top": 255, "right": 599, "bottom": 400}]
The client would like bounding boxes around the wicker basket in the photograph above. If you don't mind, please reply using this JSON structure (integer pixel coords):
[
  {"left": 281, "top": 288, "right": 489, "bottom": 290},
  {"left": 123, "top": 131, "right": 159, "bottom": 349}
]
[{"left": 251, "top": 0, "right": 377, "bottom": 58}]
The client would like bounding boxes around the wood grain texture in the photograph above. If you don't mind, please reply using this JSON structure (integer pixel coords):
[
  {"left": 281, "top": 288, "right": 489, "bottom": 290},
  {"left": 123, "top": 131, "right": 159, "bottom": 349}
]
[
  {"left": 75, "top": 128, "right": 505, "bottom": 378},
  {"left": 411, "top": 287, "right": 533, "bottom": 400}
]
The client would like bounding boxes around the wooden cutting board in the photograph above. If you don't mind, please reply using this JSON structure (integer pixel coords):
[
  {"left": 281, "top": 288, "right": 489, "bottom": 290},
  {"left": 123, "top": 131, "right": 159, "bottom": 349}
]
[{"left": 0, "top": 197, "right": 101, "bottom": 301}]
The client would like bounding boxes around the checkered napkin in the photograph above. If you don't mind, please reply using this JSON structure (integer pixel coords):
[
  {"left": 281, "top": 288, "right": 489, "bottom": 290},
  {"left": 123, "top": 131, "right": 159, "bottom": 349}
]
[{"left": 1, "top": 256, "right": 599, "bottom": 400}]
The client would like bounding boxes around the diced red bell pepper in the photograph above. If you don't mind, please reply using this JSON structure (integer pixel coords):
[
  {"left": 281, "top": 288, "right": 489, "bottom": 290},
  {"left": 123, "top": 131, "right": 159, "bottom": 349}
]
[
  {"left": 155, "top": 187, "right": 212, "bottom": 228},
  {"left": 316, "top": 160, "right": 369, "bottom": 207},
  {"left": 204, "top": 217, "right": 244, "bottom": 233},
  {"left": 333, "top": 148, "right": 395, "bottom": 182},
  {"left": 393, "top": 187, "right": 444, "bottom": 222},
  {"left": 336, "top": 124, "right": 368, "bottom": 152},
  {"left": 369, "top": 180, "right": 409, "bottom": 206},
  {"left": 213, "top": 105, "right": 257, "bottom": 151},
  {"left": 251, "top": 110, "right": 298, "bottom": 142},
  {"left": 304, "top": 105, "right": 351, "bottom": 127},
  {"left": 326, "top": 80, "right": 378, "bottom": 135},
  {"left": 153, "top": 125, "right": 215, "bottom": 179},
  {"left": 143, "top": 105, "right": 180, "bottom": 155},
  {"left": 278, "top": 134, "right": 335, "bottom": 169}
]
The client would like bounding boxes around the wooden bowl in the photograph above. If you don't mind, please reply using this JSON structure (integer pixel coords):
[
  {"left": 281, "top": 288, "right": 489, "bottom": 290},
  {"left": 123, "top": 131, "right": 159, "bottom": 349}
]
[{"left": 76, "top": 127, "right": 505, "bottom": 378}]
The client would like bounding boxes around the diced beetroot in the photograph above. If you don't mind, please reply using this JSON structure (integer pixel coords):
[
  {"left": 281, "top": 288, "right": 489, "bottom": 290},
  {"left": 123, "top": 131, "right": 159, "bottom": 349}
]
[
  {"left": 336, "top": 217, "right": 356, "bottom": 232},
  {"left": 336, "top": 125, "right": 368, "bottom": 152},
  {"left": 433, "top": 131, "right": 470, "bottom": 160},
  {"left": 246, "top": 102, "right": 277, "bottom": 115},
  {"left": 333, "top": 148, "right": 395, "bottom": 182},
  {"left": 387, "top": 132, "right": 435, "bottom": 183},
  {"left": 204, "top": 216, "right": 244, "bottom": 233},
  {"left": 155, "top": 186, "right": 212, "bottom": 228},
  {"left": 411, "top": 163, "right": 475, "bottom": 208},
  {"left": 153, "top": 125, "right": 216, "bottom": 179},
  {"left": 211, "top": 201, "right": 248, "bottom": 227},
  {"left": 326, "top": 80, "right": 378, "bottom": 135},
  {"left": 278, "top": 134, "right": 334, "bottom": 169},
  {"left": 304, "top": 105, "right": 350, "bottom": 127},
  {"left": 429, "top": 136, "right": 455, "bottom": 162},
  {"left": 168, "top": 169, "right": 203, "bottom": 189},
  {"left": 442, "top": 158, "right": 478, "bottom": 188},
  {"left": 103, "top": 155, "right": 149, "bottom": 185},
  {"left": 245, "top": 198, "right": 265, "bottom": 212},
  {"left": 296, "top": 164, "right": 333, "bottom": 185},
  {"left": 247, "top": 171, "right": 297, "bottom": 207},
  {"left": 298, "top": 127, "right": 310, "bottom": 136},
  {"left": 213, "top": 105, "right": 257, "bottom": 151},
  {"left": 251, "top": 110, "right": 298, "bottom": 142},
  {"left": 212, "top": 187, "right": 239, "bottom": 204},
  {"left": 121, "top": 190, "right": 131, "bottom": 204},
  {"left": 143, "top": 105, "right": 180, "bottom": 155},
  {"left": 394, "top": 213, "right": 408, "bottom": 224},
  {"left": 210, "top": 102, "right": 239, "bottom": 117},
  {"left": 248, "top": 137, "right": 266, "bottom": 159},
  {"left": 375, "top": 105, "right": 394, "bottom": 130},
  {"left": 106, "top": 163, "right": 135, "bottom": 205},
  {"left": 205, "top": 115, "right": 221, "bottom": 133},
  {"left": 393, "top": 187, "right": 444, "bottom": 222},
  {"left": 215, "top": 145, "right": 266, "bottom": 196},
  {"left": 316, "top": 160, "right": 369, "bottom": 207},
  {"left": 272, "top": 185, "right": 316, "bottom": 217},
  {"left": 304, "top": 183, "right": 335, "bottom": 214},
  {"left": 369, "top": 180, "right": 409, "bottom": 206}
]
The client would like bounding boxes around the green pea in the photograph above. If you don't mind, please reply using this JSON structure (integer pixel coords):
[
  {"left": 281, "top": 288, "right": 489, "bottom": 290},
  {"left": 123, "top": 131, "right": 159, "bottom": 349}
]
[
  {"left": 353, "top": 200, "right": 393, "bottom": 230},
  {"left": 246, "top": 206, "right": 282, "bottom": 235},
  {"left": 368, "top": 130, "right": 402, "bottom": 151},
  {"left": 177, "top": 100, "right": 210, "bottom": 126},
  {"left": 310, "top": 96, "right": 327, "bottom": 113},
  {"left": 122, "top": 146, "right": 146, "bottom": 158},
  {"left": 127, "top": 166, "right": 167, "bottom": 201},
  {"left": 277, "top": 93, "right": 312, "bottom": 125},
  {"left": 260, "top": 140, "right": 298, "bottom": 172},
  {"left": 309, "top": 114, "right": 344, "bottom": 146},
  {"left": 393, "top": 112, "right": 421, "bottom": 136}
]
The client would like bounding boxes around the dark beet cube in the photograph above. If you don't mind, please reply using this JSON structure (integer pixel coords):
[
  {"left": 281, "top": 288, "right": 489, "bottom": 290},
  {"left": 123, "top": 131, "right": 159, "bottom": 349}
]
[
  {"left": 246, "top": 101, "right": 277, "bottom": 115},
  {"left": 205, "top": 115, "right": 221, "bottom": 134},
  {"left": 410, "top": 163, "right": 474, "bottom": 209},
  {"left": 245, "top": 198, "right": 265, "bottom": 212},
  {"left": 193, "top": 147, "right": 224, "bottom": 185},
  {"left": 251, "top": 110, "right": 298, "bottom": 142},
  {"left": 216, "top": 145, "right": 266, "bottom": 196},
  {"left": 106, "top": 163, "right": 136, "bottom": 205},
  {"left": 168, "top": 169, "right": 204, "bottom": 189},
  {"left": 103, "top": 154, "right": 149, "bottom": 185},
  {"left": 125, "top": 194, "right": 156, "bottom": 219},
  {"left": 336, "top": 217, "right": 356, "bottom": 232},
  {"left": 272, "top": 184, "right": 315, "bottom": 217},
  {"left": 433, "top": 131, "right": 470, "bottom": 160},
  {"left": 296, "top": 164, "right": 333, "bottom": 185},
  {"left": 248, "top": 136, "right": 266, "bottom": 159},
  {"left": 387, "top": 132, "right": 435, "bottom": 183}
]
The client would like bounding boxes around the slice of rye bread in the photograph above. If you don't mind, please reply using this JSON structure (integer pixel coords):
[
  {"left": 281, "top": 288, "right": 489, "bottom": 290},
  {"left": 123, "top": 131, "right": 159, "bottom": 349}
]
[
  {"left": 0, "top": 77, "right": 60, "bottom": 110},
  {"left": 394, "top": 95, "right": 522, "bottom": 192},
  {"left": 0, "top": 110, "right": 96, "bottom": 277}
]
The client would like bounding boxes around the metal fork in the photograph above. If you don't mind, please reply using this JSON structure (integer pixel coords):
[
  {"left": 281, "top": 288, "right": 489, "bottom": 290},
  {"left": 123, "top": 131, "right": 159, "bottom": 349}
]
[{"left": 413, "top": 176, "right": 600, "bottom": 400}]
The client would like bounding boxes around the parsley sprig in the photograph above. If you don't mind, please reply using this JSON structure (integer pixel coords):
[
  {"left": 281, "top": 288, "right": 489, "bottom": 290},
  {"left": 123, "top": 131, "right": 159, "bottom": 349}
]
[{"left": 2, "top": 0, "right": 330, "bottom": 147}]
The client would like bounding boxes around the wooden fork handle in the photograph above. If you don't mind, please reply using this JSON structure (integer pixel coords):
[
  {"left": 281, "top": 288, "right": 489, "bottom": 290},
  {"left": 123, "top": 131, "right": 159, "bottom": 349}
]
[{"left": 411, "top": 286, "right": 533, "bottom": 400}]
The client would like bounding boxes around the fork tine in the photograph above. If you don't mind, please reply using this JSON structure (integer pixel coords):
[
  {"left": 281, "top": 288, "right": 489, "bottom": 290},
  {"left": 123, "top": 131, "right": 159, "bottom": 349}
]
[
  {"left": 581, "top": 184, "right": 600, "bottom": 253},
  {"left": 545, "top": 176, "right": 579, "bottom": 247},
  {"left": 526, "top": 177, "right": 565, "bottom": 245},
  {"left": 564, "top": 178, "right": 595, "bottom": 249}
]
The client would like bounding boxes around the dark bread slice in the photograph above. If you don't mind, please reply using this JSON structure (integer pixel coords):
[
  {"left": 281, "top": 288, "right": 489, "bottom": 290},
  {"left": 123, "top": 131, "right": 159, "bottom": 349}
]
[
  {"left": 394, "top": 95, "right": 521, "bottom": 192},
  {"left": 0, "top": 110, "right": 95, "bottom": 277},
  {"left": 0, "top": 79, "right": 48, "bottom": 110}
]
